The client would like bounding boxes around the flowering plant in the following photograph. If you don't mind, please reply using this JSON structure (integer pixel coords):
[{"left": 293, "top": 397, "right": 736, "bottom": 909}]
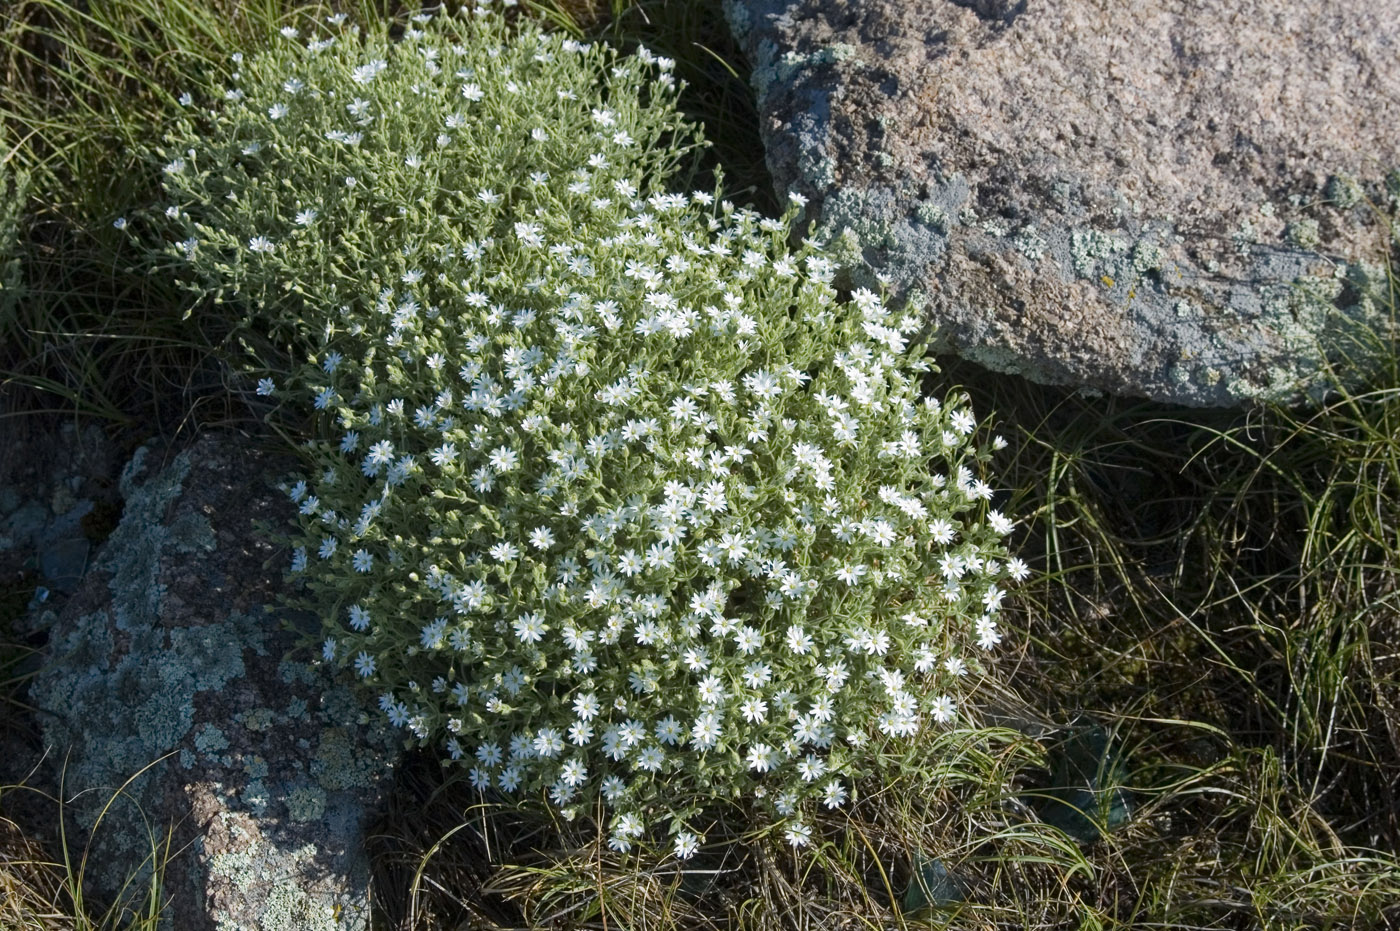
[{"left": 145, "top": 2, "right": 1026, "bottom": 856}]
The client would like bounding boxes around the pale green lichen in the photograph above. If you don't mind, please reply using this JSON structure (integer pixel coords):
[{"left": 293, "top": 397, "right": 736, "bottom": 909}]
[
  {"left": 916, "top": 202, "right": 949, "bottom": 232},
  {"left": 798, "top": 149, "right": 836, "bottom": 189},
  {"left": 1288, "top": 219, "right": 1321, "bottom": 249},
  {"left": 209, "top": 842, "right": 360, "bottom": 931},
  {"left": 723, "top": 0, "right": 751, "bottom": 37},
  {"left": 1130, "top": 241, "right": 1162, "bottom": 275},
  {"left": 195, "top": 724, "right": 229, "bottom": 754},
  {"left": 1013, "top": 224, "right": 1047, "bottom": 261},
  {"left": 1070, "top": 228, "right": 1128, "bottom": 277},
  {"left": 259, "top": 883, "right": 340, "bottom": 931},
  {"left": 286, "top": 786, "right": 327, "bottom": 823},
  {"left": 1326, "top": 173, "right": 1364, "bottom": 209},
  {"left": 311, "top": 728, "right": 389, "bottom": 793},
  {"left": 279, "top": 657, "right": 317, "bottom": 686},
  {"left": 30, "top": 441, "right": 397, "bottom": 928},
  {"left": 243, "top": 778, "right": 271, "bottom": 814},
  {"left": 241, "top": 708, "right": 276, "bottom": 732}
]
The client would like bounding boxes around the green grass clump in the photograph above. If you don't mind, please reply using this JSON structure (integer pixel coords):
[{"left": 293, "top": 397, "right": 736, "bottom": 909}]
[{"left": 0, "top": 160, "right": 26, "bottom": 319}]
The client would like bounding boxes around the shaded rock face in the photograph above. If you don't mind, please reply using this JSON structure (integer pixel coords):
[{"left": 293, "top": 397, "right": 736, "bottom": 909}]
[
  {"left": 27, "top": 435, "right": 401, "bottom": 931},
  {"left": 726, "top": 0, "right": 1400, "bottom": 406}
]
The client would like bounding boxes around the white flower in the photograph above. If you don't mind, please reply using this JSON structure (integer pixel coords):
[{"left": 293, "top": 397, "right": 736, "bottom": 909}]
[
  {"left": 696, "top": 675, "right": 725, "bottom": 706},
  {"left": 488, "top": 446, "right": 518, "bottom": 471},
  {"left": 654, "top": 716, "right": 683, "bottom": 745},
  {"left": 690, "top": 712, "right": 722, "bottom": 749},
  {"left": 347, "top": 604, "right": 370, "bottom": 631},
  {"left": 560, "top": 758, "right": 587, "bottom": 787},
  {"left": 835, "top": 562, "right": 867, "bottom": 586},
  {"left": 930, "top": 695, "right": 956, "bottom": 723},
  {"left": 113, "top": 217, "right": 128, "bottom": 230},
  {"left": 248, "top": 236, "right": 275, "bottom": 254},
  {"left": 529, "top": 527, "right": 555, "bottom": 550},
  {"left": 267, "top": 103, "right": 288, "bottom": 120},
  {"left": 616, "top": 549, "right": 643, "bottom": 576},
  {"left": 295, "top": 208, "right": 318, "bottom": 226},
  {"left": 513, "top": 612, "right": 547, "bottom": 643},
  {"left": 822, "top": 780, "right": 848, "bottom": 809},
  {"left": 734, "top": 626, "right": 763, "bottom": 655},
  {"left": 351, "top": 59, "right": 387, "bottom": 84},
  {"left": 572, "top": 692, "right": 599, "bottom": 720},
  {"left": 975, "top": 616, "right": 1002, "bottom": 649},
  {"left": 635, "top": 745, "right": 664, "bottom": 772},
  {"left": 746, "top": 742, "right": 777, "bottom": 772},
  {"left": 674, "top": 831, "right": 699, "bottom": 860},
  {"left": 784, "top": 822, "right": 812, "bottom": 847},
  {"left": 533, "top": 728, "right": 564, "bottom": 758},
  {"left": 797, "top": 754, "right": 827, "bottom": 782},
  {"left": 928, "top": 519, "right": 955, "bottom": 544},
  {"left": 743, "top": 369, "right": 782, "bottom": 400},
  {"left": 255, "top": 377, "right": 274, "bottom": 396}
]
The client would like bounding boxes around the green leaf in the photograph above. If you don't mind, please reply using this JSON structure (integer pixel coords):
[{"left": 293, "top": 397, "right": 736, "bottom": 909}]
[
  {"left": 901, "top": 852, "right": 962, "bottom": 915},
  {"left": 1032, "top": 723, "right": 1132, "bottom": 844}
]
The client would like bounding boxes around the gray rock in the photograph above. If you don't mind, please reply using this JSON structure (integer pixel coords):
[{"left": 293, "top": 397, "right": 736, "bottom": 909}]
[
  {"left": 28, "top": 434, "right": 402, "bottom": 931},
  {"left": 725, "top": 0, "right": 1400, "bottom": 406},
  {"left": 38, "top": 535, "right": 90, "bottom": 593},
  {"left": 1, "top": 500, "right": 49, "bottom": 553}
]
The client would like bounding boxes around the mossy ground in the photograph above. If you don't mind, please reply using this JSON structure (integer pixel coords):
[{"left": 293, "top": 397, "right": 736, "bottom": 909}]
[{"left": 2, "top": 0, "right": 1399, "bottom": 928}]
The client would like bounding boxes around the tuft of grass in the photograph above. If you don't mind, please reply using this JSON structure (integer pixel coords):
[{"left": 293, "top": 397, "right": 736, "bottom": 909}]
[
  {"left": 0, "top": 775, "right": 174, "bottom": 931},
  {"left": 2, "top": 606, "right": 174, "bottom": 931},
  {"left": 0, "top": 0, "right": 411, "bottom": 430}
]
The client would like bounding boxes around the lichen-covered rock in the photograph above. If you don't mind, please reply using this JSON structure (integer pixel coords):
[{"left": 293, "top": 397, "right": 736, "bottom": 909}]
[
  {"left": 27, "top": 434, "right": 401, "bottom": 931},
  {"left": 725, "top": 0, "right": 1400, "bottom": 406}
]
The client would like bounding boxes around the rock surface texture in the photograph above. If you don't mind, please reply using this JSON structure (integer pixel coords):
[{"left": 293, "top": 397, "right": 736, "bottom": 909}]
[
  {"left": 725, "top": 0, "right": 1400, "bottom": 406},
  {"left": 27, "top": 434, "right": 401, "bottom": 931}
]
